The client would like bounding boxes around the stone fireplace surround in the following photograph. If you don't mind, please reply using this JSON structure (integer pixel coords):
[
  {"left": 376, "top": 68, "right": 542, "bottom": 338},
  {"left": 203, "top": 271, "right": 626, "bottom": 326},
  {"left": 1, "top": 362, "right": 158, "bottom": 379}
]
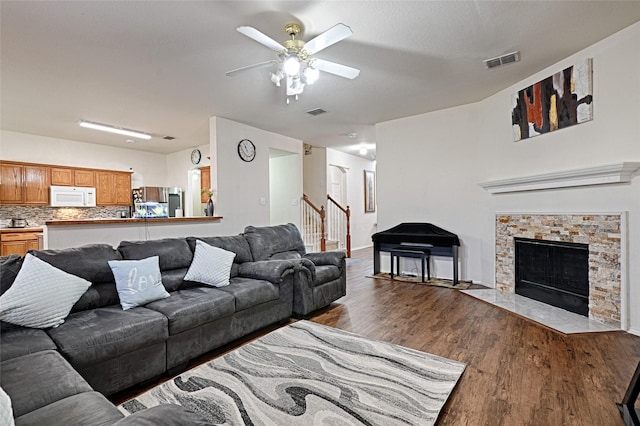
[{"left": 495, "top": 213, "right": 624, "bottom": 327}]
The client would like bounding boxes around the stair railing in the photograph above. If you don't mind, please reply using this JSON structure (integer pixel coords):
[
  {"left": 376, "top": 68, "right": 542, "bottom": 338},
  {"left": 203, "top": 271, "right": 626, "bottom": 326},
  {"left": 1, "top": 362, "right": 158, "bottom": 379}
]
[
  {"left": 302, "top": 194, "right": 326, "bottom": 253},
  {"left": 326, "top": 194, "right": 351, "bottom": 258}
]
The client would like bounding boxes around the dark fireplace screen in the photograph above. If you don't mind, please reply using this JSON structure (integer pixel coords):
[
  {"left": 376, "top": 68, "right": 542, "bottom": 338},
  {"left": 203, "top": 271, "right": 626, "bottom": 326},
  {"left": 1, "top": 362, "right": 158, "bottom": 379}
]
[{"left": 514, "top": 237, "right": 589, "bottom": 316}]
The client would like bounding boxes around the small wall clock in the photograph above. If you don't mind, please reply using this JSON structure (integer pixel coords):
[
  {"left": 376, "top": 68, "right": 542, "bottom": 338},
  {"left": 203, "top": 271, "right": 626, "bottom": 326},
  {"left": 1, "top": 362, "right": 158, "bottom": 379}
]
[
  {"left": 237, "top": 139, "right": 256, "bottom": 162},
  {"left": 190, "top": 149, "right": 202, "bottom": 165}
]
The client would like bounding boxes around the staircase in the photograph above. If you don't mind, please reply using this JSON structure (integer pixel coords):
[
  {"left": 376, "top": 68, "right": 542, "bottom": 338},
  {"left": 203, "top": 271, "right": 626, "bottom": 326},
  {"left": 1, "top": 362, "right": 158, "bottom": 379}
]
[{"left": 302, "top": 194, "right": 351, "bottom": 257}]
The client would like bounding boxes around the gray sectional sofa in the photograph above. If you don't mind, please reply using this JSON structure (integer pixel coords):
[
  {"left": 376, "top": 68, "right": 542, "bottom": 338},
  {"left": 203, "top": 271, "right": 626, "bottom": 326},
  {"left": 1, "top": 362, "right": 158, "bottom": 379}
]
[{"left": 0, "top": 224, "right": 346, "bottom": 425}]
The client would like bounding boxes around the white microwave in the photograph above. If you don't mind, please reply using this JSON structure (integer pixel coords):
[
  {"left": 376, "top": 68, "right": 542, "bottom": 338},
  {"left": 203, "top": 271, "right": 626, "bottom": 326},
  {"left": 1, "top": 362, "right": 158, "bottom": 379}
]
[{"left": 50, "top": 186, "right": 97, "bottom": 207}]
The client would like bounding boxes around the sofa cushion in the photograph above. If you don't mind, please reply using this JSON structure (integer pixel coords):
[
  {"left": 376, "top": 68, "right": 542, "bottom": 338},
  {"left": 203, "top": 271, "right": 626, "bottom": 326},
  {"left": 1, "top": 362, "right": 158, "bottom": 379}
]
[
  {"left": 118, "top": 238, "right": 193, "bottom": 271},
  {"left": 187, "top": 235, "right": 253, "bottom": 264},
  {"left": 30, "top": 244, "right": 122, "bottom": 313},
  {"left": 0, "top": 386, "right": 14, "bottom": 426},
  {"left": 0, "top": 254, "right": 91, "bottom": 328},
  {"left": 184, "top": 240, "right": 235, "bottom": 288},
  {"left": 0, "top": 255, "right": 22, "bottom": 297},
  {"left": 46, "top": 306, "right": 168, "bottom": 366},
  {"left": 15, "top": 392, "right": 123, "bottom": 426},
  {"left": 161, "top": 268, "right": 189, "bottom": 292},
  {"left": 314, "top": 264, "right": 343, "bottom": 286},
  {"left": 217, "top": 277, "right": 280, "bottom": 311},
  {"left": 30, "top": 244, "right": 121, "bottom": 284},
  {"left": 108, "top": 256, "right": 170, "bottom": 310},
  {"left": 69, "top": 282, "right": 120, "bottom": 313},
  {"left": 0, "top": 350, "right": 93, "bottom": 418},
  {"left": 243, "top": 223, "right": 306, "bottom": 261},
  {"left": 0, "top": 328, "right": 57, "bottom": 361},
  {"left": 145, "top": 287, "right": 235, "bottom": 335}
]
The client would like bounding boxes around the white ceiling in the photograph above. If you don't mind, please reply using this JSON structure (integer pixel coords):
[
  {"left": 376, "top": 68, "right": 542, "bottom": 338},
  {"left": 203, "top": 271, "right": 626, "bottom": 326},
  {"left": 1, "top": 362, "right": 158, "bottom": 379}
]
[{"left": 2, "top": 1, "right": 639, "bottom": 160}]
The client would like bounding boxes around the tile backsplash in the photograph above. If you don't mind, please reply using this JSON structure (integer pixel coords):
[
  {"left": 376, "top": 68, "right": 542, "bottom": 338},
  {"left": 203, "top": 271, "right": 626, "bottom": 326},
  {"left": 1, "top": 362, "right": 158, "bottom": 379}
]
[{"left": 0, "top": 206, "right": 124, "bottom": 227}]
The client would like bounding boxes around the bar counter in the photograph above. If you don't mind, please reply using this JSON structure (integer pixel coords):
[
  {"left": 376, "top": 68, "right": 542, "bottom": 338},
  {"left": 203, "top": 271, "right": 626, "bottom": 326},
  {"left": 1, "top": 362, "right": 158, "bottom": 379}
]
[
  {"left": 44, "top": 216, "right": 225, "bottom": 250},
  {"left": 45, "top": 216, "right": 223, "bottom": 226}
]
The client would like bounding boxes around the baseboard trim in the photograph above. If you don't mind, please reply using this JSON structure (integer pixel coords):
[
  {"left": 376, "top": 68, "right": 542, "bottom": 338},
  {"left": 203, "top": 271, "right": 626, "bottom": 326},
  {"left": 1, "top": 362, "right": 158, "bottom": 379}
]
[{"left": 628, "top": 327, "right": 640, "bottom": 337}]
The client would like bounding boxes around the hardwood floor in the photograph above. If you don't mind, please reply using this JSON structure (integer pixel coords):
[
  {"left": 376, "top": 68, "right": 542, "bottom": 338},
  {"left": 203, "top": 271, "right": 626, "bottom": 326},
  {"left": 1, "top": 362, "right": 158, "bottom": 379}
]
[
  {"left": 311, "top": 248, "right": 640, "bottom": 425},
  {"left": 114, "top": 247, "right": 640, "bottom": 425}
]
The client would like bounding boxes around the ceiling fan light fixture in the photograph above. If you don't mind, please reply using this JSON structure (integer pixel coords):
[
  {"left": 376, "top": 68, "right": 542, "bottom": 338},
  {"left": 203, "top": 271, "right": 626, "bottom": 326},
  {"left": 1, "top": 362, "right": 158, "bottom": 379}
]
[
  {"left": 229, "top": 22, "right": 358, "bottom": 103},
  {"left": 270, "top": 71, "right": 283, "bottom": 86},
  {"left": 283, "top": 56, "right": 301, "bottom": 76},
  {"left": 304, "top": 66, "right": 320, "bottom": 84}
]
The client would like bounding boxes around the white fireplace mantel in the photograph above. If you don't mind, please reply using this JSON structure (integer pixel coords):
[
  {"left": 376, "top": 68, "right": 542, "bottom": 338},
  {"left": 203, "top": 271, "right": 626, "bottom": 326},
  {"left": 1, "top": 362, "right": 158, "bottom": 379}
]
[{"left": 479, "top": 162, "right": 640, "bottom": 194}]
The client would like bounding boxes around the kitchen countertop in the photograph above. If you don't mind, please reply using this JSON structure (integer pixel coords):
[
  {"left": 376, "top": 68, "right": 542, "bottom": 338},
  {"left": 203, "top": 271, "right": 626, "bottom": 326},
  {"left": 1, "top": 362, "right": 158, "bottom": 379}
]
[
  {"left": 45, "top": 216, "right": 223, "bottom": 226},
  {"left": 0, "top": 227, "right": 44, "bottom": 233}
]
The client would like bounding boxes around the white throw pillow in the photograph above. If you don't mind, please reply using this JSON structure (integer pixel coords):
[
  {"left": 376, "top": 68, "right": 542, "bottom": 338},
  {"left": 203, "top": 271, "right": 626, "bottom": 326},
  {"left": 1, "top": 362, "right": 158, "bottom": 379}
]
[
  {"left": 184, "top": 240, "right": 236, "bottom": 287},
  {"left": 0, "top": 254, "right": 91, "bottom": 329},
  {"left": 0, "top": 386, "right": 15, "bottom": 426},
  {"left": 108, "top": 256, "right": 170, "bottom": 310}
]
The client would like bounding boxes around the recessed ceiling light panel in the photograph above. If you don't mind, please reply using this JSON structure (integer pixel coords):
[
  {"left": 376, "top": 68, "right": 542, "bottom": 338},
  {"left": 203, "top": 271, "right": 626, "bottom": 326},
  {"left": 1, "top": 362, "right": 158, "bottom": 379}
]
[{"left": 79, "top": 120, "right": 152, "bottom": 140}]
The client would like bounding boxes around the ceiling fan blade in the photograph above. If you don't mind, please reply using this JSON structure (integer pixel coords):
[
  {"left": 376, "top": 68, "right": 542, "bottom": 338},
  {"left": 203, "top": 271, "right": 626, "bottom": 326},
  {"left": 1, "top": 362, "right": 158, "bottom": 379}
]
[
  {"left": 237, "top": 26, "right": 284, "bottom": 52},
  {"left": 312, "top": 59, "right": 360, "bottom": 79},
  {"left": 303, "top": 23, "right": 353, "bottom": 55},
  {"left": 225, "top": 60, "right": 275, "bottom": 77}
]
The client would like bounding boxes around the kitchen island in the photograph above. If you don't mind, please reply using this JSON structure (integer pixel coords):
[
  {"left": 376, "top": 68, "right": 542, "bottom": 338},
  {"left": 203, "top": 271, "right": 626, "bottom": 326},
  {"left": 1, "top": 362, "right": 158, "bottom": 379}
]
[{"left": 44, "top": 216, "right": 224, "bottom": 250}]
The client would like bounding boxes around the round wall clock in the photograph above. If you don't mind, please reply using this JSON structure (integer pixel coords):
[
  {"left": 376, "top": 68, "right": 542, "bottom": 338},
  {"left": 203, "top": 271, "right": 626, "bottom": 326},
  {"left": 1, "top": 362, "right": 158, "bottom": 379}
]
[
  {"left": 237, "top": 139, "right": 256, "bottom": 162},
  {"left": 190, "top": 149, "right": 202, "bottom": 165}
]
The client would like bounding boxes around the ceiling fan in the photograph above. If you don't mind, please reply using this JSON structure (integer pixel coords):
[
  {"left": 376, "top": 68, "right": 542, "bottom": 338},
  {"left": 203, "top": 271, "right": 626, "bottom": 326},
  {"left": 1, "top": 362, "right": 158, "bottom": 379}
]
[{"left": 226, "top": 22, "right": 360, "bottom": 101}]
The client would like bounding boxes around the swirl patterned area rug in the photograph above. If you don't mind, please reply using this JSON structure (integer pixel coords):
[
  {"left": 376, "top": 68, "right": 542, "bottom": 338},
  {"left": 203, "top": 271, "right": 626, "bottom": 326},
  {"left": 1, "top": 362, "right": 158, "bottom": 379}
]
[{"left": 118, "top": 321, "right": 466, "bottom": 425}]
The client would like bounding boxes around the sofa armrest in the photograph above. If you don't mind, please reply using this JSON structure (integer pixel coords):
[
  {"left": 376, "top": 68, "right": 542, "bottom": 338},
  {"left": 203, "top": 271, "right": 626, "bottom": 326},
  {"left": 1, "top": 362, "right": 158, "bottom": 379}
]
[
  {"left": 237, "top": 260, "right": 296, "bottom": 284},
  {"left": 113, "top": 404, "right": 210, "bottom": 425},
  {"left": 303, "top": 251, "right": 346, "bottom": 268}
]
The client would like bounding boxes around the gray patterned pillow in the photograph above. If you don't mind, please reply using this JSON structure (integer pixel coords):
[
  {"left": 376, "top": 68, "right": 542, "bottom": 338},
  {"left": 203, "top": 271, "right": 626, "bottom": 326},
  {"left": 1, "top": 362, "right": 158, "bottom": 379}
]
[
  {"left": 0, "top": 386, "right": 14, "bottom": 426},
  {"left": 0, "top": 254, "right": 91, "bottom": 329},
  {"left": 184, "top": 240, "right": 235, "bottom": 287}
]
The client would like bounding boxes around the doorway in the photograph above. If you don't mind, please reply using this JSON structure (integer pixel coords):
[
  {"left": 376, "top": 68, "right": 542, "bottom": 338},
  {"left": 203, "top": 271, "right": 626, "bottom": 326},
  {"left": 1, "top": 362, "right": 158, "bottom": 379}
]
[{"left": 269, "top": 149, "right": 301, "bottom": 227}]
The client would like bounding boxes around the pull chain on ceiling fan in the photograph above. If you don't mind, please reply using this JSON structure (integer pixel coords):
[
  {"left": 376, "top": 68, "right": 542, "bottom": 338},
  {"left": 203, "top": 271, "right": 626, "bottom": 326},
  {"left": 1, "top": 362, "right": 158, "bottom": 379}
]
[{"left": 226, "top": 22, "right": 360, "bottom": 103}]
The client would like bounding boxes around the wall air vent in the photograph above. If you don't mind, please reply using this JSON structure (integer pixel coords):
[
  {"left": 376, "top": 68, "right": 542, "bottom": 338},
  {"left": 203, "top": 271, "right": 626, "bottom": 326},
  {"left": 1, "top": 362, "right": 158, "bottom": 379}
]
[
  {"left": 306, "top": 108, "right": 327, "bottom": 116},
  {"left": 483, "top": 51, "right": 520, "bottom": 69}
]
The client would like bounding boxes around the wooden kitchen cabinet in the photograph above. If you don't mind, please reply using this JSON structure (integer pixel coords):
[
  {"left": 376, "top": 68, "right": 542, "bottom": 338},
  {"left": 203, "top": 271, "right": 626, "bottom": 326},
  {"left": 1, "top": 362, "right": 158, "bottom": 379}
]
[
  {"left": 23, "top": 165, "right": 50, "bottom": 204},
  {"left": 50, "top": 167, "right": 74, "bottom": 186},
  {"left": 0, "top": 162, "right": 49, "bottom": 205},
  {"left": 0, "top": 231, "right": 42, "bottom": 256},
  {"left": 0, "top": 163, "right": 23, "bottom": 203},
  {"left": 200, "top": 166, "right": 211, "bottom": 203},
  {"left": 74, "top": 169, "right": 95, "bottom": 187},
  {"left": 96, "top": 171, "right": 132, "bottom": 206},
  {"left": 51, "top": 167, "right": 95, "bottom": 187}
]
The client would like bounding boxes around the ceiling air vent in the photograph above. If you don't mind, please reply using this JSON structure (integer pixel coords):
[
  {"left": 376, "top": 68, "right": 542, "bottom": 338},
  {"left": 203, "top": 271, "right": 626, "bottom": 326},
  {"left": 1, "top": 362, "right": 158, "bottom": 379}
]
[
  {"left": 306, "top": 108, "right": 327, "bottom": 116},
  {"left": 163, "top": 136, "right": 175, "bottom": 140},
  {"left": 483, "top": 51, "right": 520, "bottom": 69}
]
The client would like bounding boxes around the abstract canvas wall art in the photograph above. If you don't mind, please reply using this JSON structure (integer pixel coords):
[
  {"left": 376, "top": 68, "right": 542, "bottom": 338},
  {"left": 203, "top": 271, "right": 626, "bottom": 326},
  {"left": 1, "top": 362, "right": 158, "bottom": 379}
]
[{"left": 512, "top": 58, "right": 593, "bottom": 141}]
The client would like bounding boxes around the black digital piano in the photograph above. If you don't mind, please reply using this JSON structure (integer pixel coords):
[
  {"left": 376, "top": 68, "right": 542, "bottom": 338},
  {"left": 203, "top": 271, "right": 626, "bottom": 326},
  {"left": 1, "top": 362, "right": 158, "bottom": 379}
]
[{"left": 371, "top": 223, "right": 461, "bottom": 283}]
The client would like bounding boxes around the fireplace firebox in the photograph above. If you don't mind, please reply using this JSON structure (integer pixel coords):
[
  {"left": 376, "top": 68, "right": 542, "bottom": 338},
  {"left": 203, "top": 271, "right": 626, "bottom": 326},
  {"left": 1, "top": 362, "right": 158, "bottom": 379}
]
[{"left": 514, "top": 237, "right": 589, "bottom": 316}]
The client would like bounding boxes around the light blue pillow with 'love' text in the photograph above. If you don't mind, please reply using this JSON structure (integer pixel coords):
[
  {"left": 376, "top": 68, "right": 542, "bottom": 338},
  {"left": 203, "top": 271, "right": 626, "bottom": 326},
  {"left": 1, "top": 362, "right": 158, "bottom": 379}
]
[{"left": 108, "top": 256, "right": 170, "bottom": 310}]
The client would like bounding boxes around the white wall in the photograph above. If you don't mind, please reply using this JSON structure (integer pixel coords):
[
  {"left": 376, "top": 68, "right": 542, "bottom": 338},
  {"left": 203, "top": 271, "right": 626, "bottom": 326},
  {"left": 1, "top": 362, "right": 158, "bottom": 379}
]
[
  {"left": 269, "top": 150, "right": 302, "bottom": 226},
  {"left": 325, "top": 148, "right": 378, "bottom": 249},
  {"left": 376, "top": 22, "right": 640, "bottom": 331},
  {"left": 211, "top": 117, "right": 303, "bottom": 235},
  {"left": 302, "top": 146, "right": 327, "bottom": 207},
  {"left": 0, "top": 130, "right": 168, "bottom": 186}
]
